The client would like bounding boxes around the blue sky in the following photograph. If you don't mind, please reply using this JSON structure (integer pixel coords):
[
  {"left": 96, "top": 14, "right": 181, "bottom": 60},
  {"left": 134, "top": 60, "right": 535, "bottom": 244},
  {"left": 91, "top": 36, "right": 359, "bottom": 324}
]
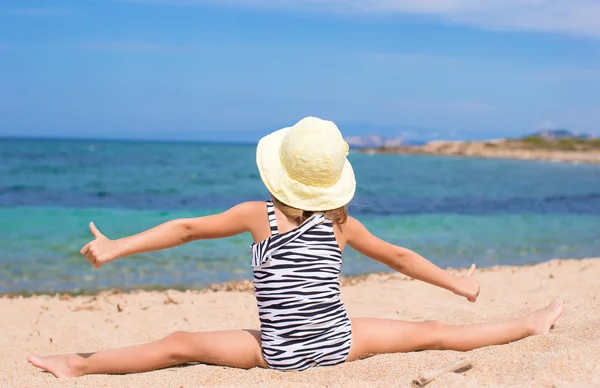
[{"left": 1, "top": 0, "right": 599, "bottom": 142}]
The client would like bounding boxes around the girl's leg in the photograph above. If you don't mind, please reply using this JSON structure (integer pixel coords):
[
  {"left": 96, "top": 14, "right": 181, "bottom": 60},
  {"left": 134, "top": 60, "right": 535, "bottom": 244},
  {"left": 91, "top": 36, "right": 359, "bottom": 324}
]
[
  {"left": 27, "top": 329, "right": 267, "bottom": 378},
  {"left": 348, "top": 299, "right": 563, "bottom": 361}
]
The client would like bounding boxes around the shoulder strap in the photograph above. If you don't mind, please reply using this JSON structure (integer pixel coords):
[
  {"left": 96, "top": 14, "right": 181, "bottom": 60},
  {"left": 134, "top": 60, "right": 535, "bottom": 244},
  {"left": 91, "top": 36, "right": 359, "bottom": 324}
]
[
  {"left": 251, "top": 213, "right": 325, "bottom": 267},
  {"left": 266, "top": 200, "right": 278, "bottom": 236}
]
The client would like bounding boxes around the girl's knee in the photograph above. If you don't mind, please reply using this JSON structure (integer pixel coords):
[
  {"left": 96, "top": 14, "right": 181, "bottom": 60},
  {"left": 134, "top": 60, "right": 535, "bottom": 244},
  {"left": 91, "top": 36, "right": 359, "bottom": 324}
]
[
  {"left": 166, "top": 331, "right": 191, "bottom": 343},
  {"left": 164, "top": 331, "right": 193, "bottom": 361},
  {"left": 423, "top": 320, "right": 445, "bottom": 350}
]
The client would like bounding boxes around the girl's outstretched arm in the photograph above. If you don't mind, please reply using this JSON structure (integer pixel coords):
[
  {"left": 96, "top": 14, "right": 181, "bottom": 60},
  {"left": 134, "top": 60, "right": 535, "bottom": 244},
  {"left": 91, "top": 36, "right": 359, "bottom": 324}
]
[
  {"left": 345, "top": 217, "right": 480, "bottom": 302},
  {"left": 80, "top": 202, "right": 259, "bottom": 268}
]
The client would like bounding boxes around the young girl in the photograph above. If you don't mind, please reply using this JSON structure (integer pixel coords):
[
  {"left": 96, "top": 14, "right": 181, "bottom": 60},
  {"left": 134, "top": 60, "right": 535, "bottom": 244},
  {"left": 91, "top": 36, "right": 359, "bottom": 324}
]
[{"left": 28, "top": 116, "right": 563, "bottom": 378}]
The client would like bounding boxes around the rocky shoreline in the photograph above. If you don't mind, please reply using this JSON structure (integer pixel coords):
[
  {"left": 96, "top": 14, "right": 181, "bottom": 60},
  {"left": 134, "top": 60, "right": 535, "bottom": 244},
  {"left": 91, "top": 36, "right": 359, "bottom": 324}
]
[{"left": 361, "top": 139, "right": 600, "bottom": 164}]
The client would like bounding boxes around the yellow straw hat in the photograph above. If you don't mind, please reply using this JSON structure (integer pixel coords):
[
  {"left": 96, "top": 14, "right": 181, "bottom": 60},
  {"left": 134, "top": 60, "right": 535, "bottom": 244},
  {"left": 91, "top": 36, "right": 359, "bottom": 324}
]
[{"left": 256, "top": 116, "right": 356, "bottom": 211}]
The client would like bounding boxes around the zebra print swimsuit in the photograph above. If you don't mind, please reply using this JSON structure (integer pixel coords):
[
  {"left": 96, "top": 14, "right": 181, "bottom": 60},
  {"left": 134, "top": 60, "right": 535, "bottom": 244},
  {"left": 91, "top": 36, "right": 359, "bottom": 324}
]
[{"left": 250, "top": 201, "right": 352, "bottom": 371}]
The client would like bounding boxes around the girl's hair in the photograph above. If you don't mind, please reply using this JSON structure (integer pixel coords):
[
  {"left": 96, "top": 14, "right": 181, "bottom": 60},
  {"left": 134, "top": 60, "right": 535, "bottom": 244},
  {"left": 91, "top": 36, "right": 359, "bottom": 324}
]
[{"left": 271, "top": 196, "right": 348, "bottom": 226}]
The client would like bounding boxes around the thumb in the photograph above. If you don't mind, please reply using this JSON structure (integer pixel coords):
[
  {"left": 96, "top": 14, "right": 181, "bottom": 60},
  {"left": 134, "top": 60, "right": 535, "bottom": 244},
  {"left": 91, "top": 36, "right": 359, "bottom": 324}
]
[
  {"left": 466, "top": 263, "right": 476, "bottom": 276},
  {"left": 89, "top": 222, "right": 105, "bottom": 239}
]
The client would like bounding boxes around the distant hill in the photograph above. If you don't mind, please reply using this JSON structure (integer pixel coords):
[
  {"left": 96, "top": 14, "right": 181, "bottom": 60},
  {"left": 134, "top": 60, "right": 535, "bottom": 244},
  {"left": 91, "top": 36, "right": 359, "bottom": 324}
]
[
  {"left": 357, "top": 129, "right": 600, "bottom": 164},
  {"left": 524, "top": 129, "right": 594, "bottom": 140},
  {"left": 345, "top": 135, "right": 425, "bottom": 148},
  {"left": 345, "top": 135, "right": 399, "bottom": 148},
  {"left": 346, "top": 129, "right": 596, "bottom": 151}
]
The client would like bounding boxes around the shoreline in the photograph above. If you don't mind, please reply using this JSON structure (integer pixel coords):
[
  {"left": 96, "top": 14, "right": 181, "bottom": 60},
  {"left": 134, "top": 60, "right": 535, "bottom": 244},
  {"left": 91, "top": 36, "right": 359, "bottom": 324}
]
[
  {"left": 360, "top": 143, "right": 600, "bottom": 164},
  {"left": 1, "top": 256, "right": 594, "bottom": 298}
]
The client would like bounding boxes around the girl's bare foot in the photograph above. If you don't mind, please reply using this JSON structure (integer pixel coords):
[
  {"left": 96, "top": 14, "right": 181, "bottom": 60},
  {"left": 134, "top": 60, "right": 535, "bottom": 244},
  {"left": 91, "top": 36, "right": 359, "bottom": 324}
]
[
  {"left": 528, "top": 299, "right": 564, "bottom": 336},
  {"left": 27, "top": 354, "right": 85, "bottom": 378}
]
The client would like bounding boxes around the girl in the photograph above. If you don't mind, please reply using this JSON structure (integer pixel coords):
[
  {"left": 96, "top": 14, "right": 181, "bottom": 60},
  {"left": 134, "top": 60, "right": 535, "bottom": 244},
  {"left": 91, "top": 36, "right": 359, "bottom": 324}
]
[{"left": 28, "top": 116, "right": 563, "bottom": 378}]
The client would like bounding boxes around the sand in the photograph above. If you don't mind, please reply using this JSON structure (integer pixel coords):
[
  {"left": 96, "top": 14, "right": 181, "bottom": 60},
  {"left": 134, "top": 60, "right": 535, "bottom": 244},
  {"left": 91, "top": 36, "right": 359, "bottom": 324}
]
[{"left": 1, "top": 258, "right": 599, "bottom": 388}]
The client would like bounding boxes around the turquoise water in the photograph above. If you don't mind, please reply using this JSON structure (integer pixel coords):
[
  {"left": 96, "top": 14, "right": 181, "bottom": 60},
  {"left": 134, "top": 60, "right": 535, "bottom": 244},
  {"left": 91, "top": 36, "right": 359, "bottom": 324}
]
[{"left": 1, "top": 138, "right": 599, "bottom": 293}]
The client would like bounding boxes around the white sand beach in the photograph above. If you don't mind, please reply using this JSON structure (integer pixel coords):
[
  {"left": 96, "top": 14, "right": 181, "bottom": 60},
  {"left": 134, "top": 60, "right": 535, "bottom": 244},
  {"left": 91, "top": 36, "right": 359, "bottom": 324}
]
[{"left": 1, "top": 258, "right": 599, "bottom": 388}]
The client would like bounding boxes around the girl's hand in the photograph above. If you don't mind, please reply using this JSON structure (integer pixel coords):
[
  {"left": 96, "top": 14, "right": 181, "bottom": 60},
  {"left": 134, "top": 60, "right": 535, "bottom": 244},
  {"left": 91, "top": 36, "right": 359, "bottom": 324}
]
[
  {"left": 80, "top": 222, "right": 122, "bottom": 268},
  {"left": 452, "top": 264, "right": 480, "bottom": 302}
]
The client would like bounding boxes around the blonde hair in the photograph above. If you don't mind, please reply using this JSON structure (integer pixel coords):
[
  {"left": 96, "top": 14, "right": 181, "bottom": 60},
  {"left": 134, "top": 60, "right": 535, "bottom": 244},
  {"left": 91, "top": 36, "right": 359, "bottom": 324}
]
[{"left": 271, "top": 196, "right": 348, "bottom": 226}]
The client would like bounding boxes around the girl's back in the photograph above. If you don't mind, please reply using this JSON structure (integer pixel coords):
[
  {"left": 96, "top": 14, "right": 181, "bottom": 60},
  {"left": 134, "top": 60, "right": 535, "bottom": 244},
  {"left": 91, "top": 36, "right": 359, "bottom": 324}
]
[{"left": 251, "top": 200, "right": 352, "bottom": 371}]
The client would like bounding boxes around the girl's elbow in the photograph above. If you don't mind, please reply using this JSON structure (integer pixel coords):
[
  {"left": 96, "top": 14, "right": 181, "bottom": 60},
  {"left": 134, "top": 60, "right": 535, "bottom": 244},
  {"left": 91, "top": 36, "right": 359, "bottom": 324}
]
[
  {"left": 176, "top": 219, "right": 195, "bottom": 243},
  {"left": 389, "top": 247, "right": 412, "bottom": 271}
]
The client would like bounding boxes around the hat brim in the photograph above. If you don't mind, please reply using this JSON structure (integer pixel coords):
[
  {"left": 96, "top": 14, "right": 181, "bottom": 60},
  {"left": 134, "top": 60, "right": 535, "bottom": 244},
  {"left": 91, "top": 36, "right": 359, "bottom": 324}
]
[{"left": 256, "top": 127, "right": 356, "bottom": 211}]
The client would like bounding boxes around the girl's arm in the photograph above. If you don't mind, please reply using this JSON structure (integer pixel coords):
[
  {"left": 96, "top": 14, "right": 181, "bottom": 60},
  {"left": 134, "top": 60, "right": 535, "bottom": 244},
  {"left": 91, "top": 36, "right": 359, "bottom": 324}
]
[
  {"left": 81, "top": 202, "right": 259, "bottom": 268},
  {"left": 345, "top": 216, "right": 480, "bottom": 302}
]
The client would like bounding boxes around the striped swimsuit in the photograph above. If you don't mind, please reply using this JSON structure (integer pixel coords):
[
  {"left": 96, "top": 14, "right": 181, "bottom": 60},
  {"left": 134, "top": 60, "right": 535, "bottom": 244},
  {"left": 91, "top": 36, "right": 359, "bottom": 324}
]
[{"left": 250, "top": 201, "right": 352, "bottom": 371}]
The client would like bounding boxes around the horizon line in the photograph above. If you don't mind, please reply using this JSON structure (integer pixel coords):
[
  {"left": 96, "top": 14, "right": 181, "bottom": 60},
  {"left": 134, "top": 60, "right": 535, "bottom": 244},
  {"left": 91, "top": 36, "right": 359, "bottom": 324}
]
[
  {"left": 0, "top": 135, "right": 261, "bottom": 146},
  {"left": 0, "top": 127, "right": 590, "bottom": 144}
]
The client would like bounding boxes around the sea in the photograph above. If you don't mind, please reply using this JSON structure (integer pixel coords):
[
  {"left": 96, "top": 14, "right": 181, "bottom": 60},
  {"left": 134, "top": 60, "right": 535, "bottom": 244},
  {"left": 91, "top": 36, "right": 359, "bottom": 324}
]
[{"left": 1, "top": 138, "right": 599, "bottom": 294}]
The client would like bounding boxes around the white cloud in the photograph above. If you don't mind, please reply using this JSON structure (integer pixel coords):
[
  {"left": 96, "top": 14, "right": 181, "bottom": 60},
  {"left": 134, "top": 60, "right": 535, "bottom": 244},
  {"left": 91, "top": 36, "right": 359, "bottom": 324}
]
[{"left": 124, "top": 0, "right": 600, "bottom": 38}]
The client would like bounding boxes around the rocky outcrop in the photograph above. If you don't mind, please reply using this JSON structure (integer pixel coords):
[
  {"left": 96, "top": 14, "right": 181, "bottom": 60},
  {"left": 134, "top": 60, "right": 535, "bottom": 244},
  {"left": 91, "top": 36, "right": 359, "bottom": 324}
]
[{"left": 362, "top": 139, "right": 600, "bottom": 164}]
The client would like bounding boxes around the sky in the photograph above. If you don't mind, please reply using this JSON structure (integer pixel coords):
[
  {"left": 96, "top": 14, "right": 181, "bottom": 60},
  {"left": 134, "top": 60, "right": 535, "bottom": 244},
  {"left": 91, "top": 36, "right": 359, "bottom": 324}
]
[{"left": 1, "top": 0, "right": 599, "bottom": 142}]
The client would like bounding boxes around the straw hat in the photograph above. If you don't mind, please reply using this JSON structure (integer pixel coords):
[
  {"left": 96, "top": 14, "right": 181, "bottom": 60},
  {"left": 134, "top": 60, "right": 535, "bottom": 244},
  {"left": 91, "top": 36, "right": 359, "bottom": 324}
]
[{"left": 256, "top": 116, "right": 356, "bottom": 211}]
